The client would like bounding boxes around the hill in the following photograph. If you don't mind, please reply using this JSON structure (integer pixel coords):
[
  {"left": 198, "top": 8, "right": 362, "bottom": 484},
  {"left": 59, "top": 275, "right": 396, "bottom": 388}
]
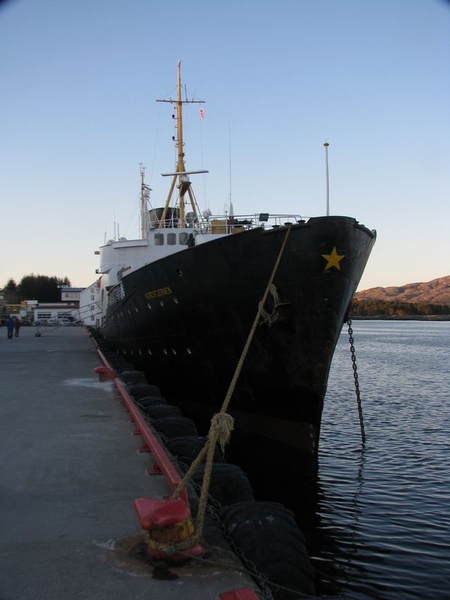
[{"left": 356, "top": 276, "right": 450, "bottom": 305}]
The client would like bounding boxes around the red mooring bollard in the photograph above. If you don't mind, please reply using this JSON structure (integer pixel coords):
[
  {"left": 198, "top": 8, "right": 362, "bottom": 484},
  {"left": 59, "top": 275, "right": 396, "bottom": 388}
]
[
  {"left": 134, "top": 497, "right": 205, "bottom": 561},
  {"left": 94, "top": 365, "right": 114, "bottom": 381}
]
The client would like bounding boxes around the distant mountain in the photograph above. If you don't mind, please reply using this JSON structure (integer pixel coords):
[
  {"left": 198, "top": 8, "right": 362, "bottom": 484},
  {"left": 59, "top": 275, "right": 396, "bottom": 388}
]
[{"left": 356, "top": 276, "right": 450, "bottom": 305}]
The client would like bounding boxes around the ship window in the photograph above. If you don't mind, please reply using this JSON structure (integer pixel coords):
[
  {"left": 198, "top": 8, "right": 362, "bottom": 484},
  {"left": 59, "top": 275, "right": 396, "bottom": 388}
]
[
  {"left": 179, "top": 232, "right": 189, "bottom": 245},
  {"left": 154, "top": 233, "right": 164, "bottom": 246},
  {"left": 167, "top": 233, "right": 177, "bottom": 245}
]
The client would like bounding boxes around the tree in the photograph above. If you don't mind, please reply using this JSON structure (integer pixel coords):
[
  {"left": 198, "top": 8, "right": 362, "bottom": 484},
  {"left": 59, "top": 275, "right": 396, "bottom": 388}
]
[
  {"left": 3, "top": 278, "right": 18, "bottom": 291},
  {"left": 350, "top": 298, "right": 450, "bottom": 317},
  {"left": 16, "top": 274, "right": 72, "bottom": 302}
]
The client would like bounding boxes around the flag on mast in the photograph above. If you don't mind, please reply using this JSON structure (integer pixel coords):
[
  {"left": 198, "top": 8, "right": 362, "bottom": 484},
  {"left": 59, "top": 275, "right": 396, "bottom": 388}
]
[{"left": 199, "top": 108, "right": 205, "bottom": 120}]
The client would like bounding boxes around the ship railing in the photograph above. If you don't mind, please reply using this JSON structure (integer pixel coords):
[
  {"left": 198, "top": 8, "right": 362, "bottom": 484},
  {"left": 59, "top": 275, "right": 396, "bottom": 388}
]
[
  {"left": 148, "top": 212, "right": 307, "bottom": 234},
  {"left": 199, "top": 213, "right": 307, "bottom": 235}
]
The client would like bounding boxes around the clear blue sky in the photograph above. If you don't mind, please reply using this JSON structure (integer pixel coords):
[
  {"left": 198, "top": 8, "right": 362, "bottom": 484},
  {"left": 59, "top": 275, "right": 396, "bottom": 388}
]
[{"left": 1, "top": 0, "right": 449, "bottom": 291}]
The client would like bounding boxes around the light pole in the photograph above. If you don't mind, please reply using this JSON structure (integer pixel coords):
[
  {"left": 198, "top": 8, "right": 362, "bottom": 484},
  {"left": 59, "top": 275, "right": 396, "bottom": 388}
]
[{"left": 324, "top": 142, "right": 330, "bottom": 216}]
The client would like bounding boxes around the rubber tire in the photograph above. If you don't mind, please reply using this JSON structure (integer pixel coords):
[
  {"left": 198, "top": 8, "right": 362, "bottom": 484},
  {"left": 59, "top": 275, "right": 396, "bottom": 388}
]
[
  {"left": 152, "top": 416, "right": 198, "bottom": 438},
  {"left": 220, "top": 501, "right": 316, "bottom": 599},
  {"left": 120, "top": 370, "right": 147, "bottom": 384},
  {"left": 105, "top": 357, "right": 134, "bottom": 372},
  {"left": 164, "top": 435, "right": 224, "bottom": 466},
  {"left": 136, "top": 395, "right": 167, "bottom": 409},
  {"left": 192, "top": 463, "right": 254, "bottom": 506},
  {"left": 127, "top": 382, "right": 162, "bottom": 399},
  {"left": 142, "top": 404, "right": 182, "bottom": 421}
]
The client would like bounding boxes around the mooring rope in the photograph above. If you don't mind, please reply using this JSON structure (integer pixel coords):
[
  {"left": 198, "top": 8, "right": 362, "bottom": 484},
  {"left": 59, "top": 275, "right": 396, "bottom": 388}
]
[{"left": 166, "top": 225, "right": 292, "bottom": 547}]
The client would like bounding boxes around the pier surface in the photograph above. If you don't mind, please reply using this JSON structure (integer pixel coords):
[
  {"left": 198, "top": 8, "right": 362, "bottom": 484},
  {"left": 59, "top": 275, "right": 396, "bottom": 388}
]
[{"left": 0, "top": 325, "right": 255, "bottom": 599}]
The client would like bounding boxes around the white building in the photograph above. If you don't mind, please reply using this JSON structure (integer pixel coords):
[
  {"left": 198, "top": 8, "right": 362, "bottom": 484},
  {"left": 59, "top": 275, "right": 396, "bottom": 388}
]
[
  {"left": 61, "top": 287, "right": 83, "bottom": 302},
  {"left": 78, "top": 279, "right": 102, "bottom": 327},
  {"left": 31, "top": 288, "right": 83, "bottom": 325},
  {"left": 33, "top": 303, "right": 76, "bottom": 324}
]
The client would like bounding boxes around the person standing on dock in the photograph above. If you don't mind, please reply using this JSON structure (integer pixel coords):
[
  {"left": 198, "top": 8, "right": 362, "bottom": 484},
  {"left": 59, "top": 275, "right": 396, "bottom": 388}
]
[
  {"left": 14, "top": 317, "right": 21, "bottom": 338},
  {"left": 6, "top": 317, "right": 14, "bottom": 339}
]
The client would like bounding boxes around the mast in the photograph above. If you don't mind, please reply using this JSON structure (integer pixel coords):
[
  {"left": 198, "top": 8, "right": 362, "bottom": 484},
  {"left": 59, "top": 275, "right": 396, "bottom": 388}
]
[
  {"left": 139, "top": 163, "right": 151, "bottom": 239},
  {"left": 157, "top": 61, "right": 207, "bottom": 227}
]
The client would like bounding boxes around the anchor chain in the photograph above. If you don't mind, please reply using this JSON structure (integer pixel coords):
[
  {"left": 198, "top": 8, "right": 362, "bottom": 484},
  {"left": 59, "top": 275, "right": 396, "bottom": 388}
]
[{"left": 347, "top": 318, "right": 366, "bottom": 444}]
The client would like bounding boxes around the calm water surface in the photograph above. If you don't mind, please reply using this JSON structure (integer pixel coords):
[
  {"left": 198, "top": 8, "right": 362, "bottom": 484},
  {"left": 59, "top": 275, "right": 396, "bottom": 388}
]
[{"left": 311, "top": 320, "right": 450, "bottom": 599}]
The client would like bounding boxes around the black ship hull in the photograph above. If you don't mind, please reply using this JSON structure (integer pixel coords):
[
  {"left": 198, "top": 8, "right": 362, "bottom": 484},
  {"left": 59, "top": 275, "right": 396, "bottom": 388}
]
[{"left": 99, "top": 216, "right": 375, "bottom": 475}]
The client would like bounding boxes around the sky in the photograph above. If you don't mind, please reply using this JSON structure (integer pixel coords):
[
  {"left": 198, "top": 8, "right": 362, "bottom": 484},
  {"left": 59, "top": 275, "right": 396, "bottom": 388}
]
[{"left": 1, "top": 0, "right": 449, "bottom": 291}]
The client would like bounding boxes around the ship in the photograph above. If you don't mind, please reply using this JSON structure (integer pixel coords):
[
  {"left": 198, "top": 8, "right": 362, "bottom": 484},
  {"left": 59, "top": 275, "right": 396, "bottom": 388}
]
[{"left": 94, "top": 62, "right": 376, "bottom": 478}]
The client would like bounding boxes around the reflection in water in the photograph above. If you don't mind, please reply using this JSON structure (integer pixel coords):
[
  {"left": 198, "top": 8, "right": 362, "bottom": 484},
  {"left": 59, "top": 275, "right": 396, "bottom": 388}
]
[
  {"left": 312, "top": 445, "right": 368, "bottom": 598},
  {"left": 224, "top": 322, "right": 450, "bottom": 599},
  {"left": 310, "top": 321, "right": 450, "bottom": 599}
]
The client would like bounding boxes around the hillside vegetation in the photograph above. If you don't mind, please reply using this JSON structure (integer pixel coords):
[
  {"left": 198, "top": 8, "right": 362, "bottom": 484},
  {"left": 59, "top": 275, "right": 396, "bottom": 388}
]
[{"left": 351, "top": 276, "right": 450, "bottom": 318}]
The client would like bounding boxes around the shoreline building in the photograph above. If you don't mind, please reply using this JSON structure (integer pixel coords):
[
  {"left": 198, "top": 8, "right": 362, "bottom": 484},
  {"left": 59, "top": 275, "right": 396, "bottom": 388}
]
[{"left": 78, "top": 279, "right": 102, "bottom": 327}]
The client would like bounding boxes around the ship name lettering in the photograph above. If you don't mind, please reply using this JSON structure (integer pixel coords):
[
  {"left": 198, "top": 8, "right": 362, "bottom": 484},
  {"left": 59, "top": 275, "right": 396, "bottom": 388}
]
[{"left": 145, "top": 286, "right": 173, "bottom": 300}]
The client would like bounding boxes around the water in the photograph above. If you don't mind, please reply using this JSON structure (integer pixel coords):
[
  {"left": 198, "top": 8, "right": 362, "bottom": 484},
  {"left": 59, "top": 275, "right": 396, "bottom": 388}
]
[{"left": 312, "top": 320, "right": 450, "bottom": 599}]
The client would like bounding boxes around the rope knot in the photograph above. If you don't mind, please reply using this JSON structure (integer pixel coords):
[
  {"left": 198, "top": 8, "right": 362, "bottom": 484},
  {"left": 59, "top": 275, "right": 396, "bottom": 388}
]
[{"left": 209, "top": 412, "right": 234, "bottom": 453}]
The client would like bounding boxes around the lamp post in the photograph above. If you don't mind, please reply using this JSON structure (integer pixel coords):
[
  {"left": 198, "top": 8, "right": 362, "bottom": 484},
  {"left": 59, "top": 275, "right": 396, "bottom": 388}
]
[{"left": 324, "top": 142, "right": 330, "bottom": 216}]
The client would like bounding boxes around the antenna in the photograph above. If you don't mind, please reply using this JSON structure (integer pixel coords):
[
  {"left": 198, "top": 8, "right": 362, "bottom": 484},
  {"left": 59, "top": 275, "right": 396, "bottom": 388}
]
[
  {"left": 228, "top": 117, "right": 232, "bottom": 207},
  {"left": 324, "top": 142, "right": 330, "bottom": 216}
]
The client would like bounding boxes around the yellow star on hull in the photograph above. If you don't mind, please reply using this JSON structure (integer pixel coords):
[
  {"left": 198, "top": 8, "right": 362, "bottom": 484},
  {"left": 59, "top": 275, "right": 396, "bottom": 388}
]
[{"left": 322, "top": 246, "right": 345, "bottom": 270}]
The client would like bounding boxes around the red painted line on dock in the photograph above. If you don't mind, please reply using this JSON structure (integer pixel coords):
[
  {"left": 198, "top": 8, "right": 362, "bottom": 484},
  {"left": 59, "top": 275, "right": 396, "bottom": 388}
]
[
  {"left": 113, "top": 377, "right": 189, "bottom": 504},
  {"left": 94, "top": 344, "right": 188, "bottom": 503},
  {"left": 220, "top": 589, "right": 261, "bottom": 600}
]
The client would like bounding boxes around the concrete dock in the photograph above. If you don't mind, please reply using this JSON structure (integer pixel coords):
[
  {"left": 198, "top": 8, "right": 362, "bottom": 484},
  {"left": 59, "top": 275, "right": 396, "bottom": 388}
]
[{"left": 0, "top": 324, "right": 257, "bottom": 599}]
